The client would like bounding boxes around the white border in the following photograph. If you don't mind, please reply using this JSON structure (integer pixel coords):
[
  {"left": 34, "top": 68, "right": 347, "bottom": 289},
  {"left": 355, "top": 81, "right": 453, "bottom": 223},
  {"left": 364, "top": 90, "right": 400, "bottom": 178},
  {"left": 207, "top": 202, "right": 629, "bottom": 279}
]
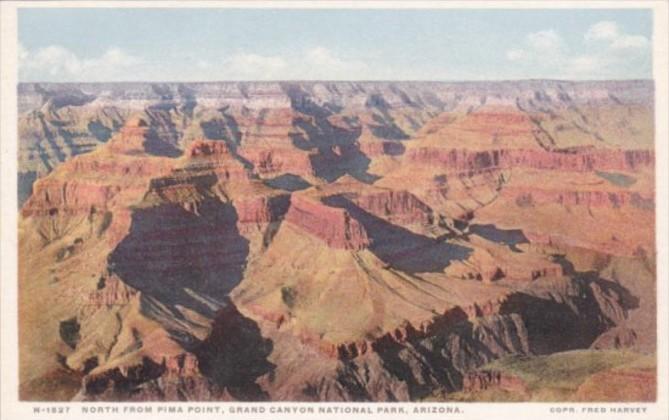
[{"left": 1, "top": 2, "right": 667, "bottom": 420}]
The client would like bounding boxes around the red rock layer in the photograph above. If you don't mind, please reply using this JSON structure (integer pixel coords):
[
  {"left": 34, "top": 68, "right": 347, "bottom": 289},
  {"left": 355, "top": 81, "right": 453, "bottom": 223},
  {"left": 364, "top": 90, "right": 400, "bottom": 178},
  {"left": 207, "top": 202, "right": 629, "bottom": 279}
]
[
  {"left": 407, "top": 148, "right": 653, "bottom": 173},
  {"left": 187, "top": 139, "right": 233, "bottom": 158},
  {"left": 234, "top": 107, "right": 296, "bottom": 141},
  {"left": 352, "top": 190, "right": 434, "bottom": 225},
  {"left": 22, "top": 118, "right": 175, "bottom": 219},
  {"left": 160, "top": 140, "right": 291, "bottom": 226},
  {"left": 22, "top": 158, "right": 175, "bottom": 219},
  {"left": 235, "top": 195, "right": 289, "bottom": 225},
  {"left": 239, "top": 147, "right": 315, "bottom": 176},
  {"left": 284, "top": 196, "right": 370, "bottom": 250},
  {"left": 108, "top": 117, "right": 150, "bottom": 155},
  {"left": 184, "top": 139, "right": 249, "bottom": 182},
  {"left": 22, "top": 179, "right": 118, "bottom": 218},
  {"left": 504, "top": 188, "right": 654, "bottom": 208}
]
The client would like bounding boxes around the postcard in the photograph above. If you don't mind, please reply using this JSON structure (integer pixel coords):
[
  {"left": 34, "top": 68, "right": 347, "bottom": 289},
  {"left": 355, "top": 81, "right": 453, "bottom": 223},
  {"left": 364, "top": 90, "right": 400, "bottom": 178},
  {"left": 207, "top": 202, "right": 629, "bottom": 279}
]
[{"left": 1, "top": 1, "right": 667, "bottom": 419}]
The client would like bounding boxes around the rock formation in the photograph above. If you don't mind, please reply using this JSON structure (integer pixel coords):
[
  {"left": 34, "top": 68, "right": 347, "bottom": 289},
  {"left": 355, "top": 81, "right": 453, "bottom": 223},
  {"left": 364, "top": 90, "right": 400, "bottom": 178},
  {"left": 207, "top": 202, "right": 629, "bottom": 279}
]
[{"left": 17, "top": 80, "right": 655, "bottom": 402}]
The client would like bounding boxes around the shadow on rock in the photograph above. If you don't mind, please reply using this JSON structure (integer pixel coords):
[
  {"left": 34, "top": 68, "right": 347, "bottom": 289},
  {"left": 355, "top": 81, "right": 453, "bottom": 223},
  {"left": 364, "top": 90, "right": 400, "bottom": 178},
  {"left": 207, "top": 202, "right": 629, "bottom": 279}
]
[
  {"left": 323, "top": 195, "right": 472, "bottom": 273},
  {"left": 500, "top": 257, "right": 641, "bottom": 354},
  {"left": 499, "top": 291, "right": 606, "bottom": 354},
  {"left": 109, "top": 198, "right": 249, "bottom": 321},
  {"left": 468, "top": 223, "right": 529, "bottom": 252},
  {"left": 282, "top": 83, "right": 379, "bottom": 184},
  {"left": 264, "top": 173, "right": 312, "bottom": 192},
  {"left": 194, "top": 300, "right": 275, "bottom": 401},
  {"left": 371, "top": 313, "right": 528, "bottom": 400}
]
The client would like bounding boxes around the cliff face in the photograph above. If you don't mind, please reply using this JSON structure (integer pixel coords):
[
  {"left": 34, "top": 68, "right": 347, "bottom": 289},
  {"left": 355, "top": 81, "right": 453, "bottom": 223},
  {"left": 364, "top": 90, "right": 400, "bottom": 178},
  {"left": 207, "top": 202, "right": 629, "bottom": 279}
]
[
  {"left": 406, "top": 147, "right": 653, "bottom": 173},
  {"left": 351, "top": 190, "right": 434, "bottom": 226},
  {"left": 18, "top": 80, "right": 655, "bottom": 402},
  {"left": 285, "top": 195, "right": 370, "bottom": 250},
  {"left": 18, "top": 80, "right": 653, "bottom": 205}
]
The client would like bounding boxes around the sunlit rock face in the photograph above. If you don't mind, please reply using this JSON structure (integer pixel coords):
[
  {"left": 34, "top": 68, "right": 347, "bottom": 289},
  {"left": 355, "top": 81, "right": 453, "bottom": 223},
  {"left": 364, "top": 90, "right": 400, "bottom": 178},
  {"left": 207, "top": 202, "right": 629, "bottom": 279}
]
[{"left": 18, "top": 80, "right": 655, "bottom": 402}]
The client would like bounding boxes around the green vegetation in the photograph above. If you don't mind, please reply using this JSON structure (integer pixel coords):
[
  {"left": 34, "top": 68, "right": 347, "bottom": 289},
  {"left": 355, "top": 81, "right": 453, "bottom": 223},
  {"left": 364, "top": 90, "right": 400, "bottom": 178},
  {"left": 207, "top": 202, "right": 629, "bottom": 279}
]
[
  {"left": 444, "top": 349, "right": 655, "bottom": 402},
  {"left": 281, "top": 286, "right": 297, "bottom": 308},
  {"left": 484, "top": 350, "right": 643, "bottom": 393},
  {"left": 58, "top": 317, "right": 81, "bottom": 349},
  {"left": 596, "top": 171, "right": 637, "bottom": 187}
]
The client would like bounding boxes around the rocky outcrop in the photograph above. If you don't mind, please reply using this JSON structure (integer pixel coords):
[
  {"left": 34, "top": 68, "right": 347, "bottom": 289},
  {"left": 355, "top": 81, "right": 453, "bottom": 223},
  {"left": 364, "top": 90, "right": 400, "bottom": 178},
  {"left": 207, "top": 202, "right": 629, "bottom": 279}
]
[
  {"left": 81, "top": 357, "right": 166, "bottom": 399},
  {"left": 285, "top": 196, "right": 370, "bottom": 250},
  {"left": 590, "top": 326, "right": 638, "bottom": 349},
  {"left": 187, "top": 139, "right": 232, "bottom": 158},
  {"left": 163, "top": 352, "right": 201, "bottom": 378},
  {"left": 338, "top": 313, "right": 532, "bottom": 399},
  {"left": 86, "top": 273, "right": 137, "bottom": 307},
  {"left": 21, "top": 117, "right": 175, "bottom": 218},
  {"left": 448, "top": 247, "right": 564, "bottom": 283},
  {"left": 462, "top": 370, "right": 528, "bottom": 396},
  {"left": 351, "top": 190, "right": 434, "bottom": 226},
  {"left": 108, "top": 116, "right": 150, "bottom": 154},
  {"left": 22, "top": 179, "right": 118, "bottom": 218},
  {"left": 234, "top": 195, "right": 290, "bottom": 225},
  {"left": 239, "top": 147, "right": 315, "bottom": 176}
]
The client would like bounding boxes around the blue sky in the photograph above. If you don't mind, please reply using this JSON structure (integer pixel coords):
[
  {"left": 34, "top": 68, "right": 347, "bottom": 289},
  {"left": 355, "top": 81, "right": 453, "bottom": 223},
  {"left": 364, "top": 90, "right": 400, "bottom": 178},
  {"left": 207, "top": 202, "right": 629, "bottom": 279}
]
[{"left": 18, "top": 8, "right": 653, "bottom": 82}]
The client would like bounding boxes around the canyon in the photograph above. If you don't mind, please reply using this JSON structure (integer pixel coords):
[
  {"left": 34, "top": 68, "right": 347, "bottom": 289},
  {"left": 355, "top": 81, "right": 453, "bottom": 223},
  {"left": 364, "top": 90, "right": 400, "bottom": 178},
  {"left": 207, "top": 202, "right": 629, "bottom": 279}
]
[{"left": 17, "top": 80, "right": 655, "bottom": 402}]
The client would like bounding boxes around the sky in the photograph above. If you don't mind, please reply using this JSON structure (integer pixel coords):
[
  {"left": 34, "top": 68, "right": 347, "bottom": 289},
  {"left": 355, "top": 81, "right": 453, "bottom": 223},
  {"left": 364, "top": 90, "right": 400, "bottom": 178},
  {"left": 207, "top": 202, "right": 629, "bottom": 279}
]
[{"left": 18, "top": 8, "right": 653, "bottom": 82}]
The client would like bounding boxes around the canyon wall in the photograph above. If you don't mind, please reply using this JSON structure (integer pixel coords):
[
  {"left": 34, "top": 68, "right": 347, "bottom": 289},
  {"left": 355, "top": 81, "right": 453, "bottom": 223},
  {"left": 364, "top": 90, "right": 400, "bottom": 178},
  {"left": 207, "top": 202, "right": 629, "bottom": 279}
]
[{"left": 18, "top": 80, "right": 655, "bottom": 402}]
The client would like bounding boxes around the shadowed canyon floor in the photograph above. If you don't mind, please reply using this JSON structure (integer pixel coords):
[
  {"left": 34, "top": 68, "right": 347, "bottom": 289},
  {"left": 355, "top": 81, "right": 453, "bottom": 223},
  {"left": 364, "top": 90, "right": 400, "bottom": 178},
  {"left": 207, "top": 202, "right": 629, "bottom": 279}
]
[{"left": 18, "top": 81, "right": 656, "bottom": 402}]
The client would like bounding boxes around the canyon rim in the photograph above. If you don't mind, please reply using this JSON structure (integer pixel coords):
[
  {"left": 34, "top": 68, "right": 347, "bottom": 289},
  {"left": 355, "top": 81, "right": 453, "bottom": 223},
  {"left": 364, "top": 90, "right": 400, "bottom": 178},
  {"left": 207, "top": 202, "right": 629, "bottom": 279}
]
[{"left": 2, "top": 3, "right": 668, "bottom": 419}]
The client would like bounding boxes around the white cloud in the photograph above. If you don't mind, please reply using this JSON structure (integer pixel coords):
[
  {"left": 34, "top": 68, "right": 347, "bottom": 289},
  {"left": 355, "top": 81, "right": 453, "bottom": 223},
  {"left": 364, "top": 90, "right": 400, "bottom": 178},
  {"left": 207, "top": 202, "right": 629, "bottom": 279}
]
[
  {"left": 20, "top": 44, "right": 144, "bottom": 81},
  {"left": 19, "top": 44, "right": 372, "bottom": 81},
  {"left": 610, "top": 34, "right": 649, "bottom": 50},
  {"left": 18, "top": 42, "right": 29, "bottom": 62},
  {"left": 526, "top": 30, "right": 564, "bottom": 52},
  {"left": 303, "top": 46, "right": 368, "bottom": 78},
  {"left": 226, "top": 53, "right": 288, "bottom": 79},
  {"left": 585, "top": 21, "right": 620, "bottom": 41},
  {"left": 505, "top": 49, "right": 527, "bottom": 61},
  {"left": 585, "top": 21, "right": 650, "bottom": 51},
  {"left": 566, "top": 55, "right": 601, "bottom": 75},
  {"left": 505, "top": 29, "right": 567, "bottom": 71},
  {"left": 220, "top": 46, "right": 369, "bottom": 80},
  {"left": 505, "top": 21, "right": 650, "bottom": 79}
]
